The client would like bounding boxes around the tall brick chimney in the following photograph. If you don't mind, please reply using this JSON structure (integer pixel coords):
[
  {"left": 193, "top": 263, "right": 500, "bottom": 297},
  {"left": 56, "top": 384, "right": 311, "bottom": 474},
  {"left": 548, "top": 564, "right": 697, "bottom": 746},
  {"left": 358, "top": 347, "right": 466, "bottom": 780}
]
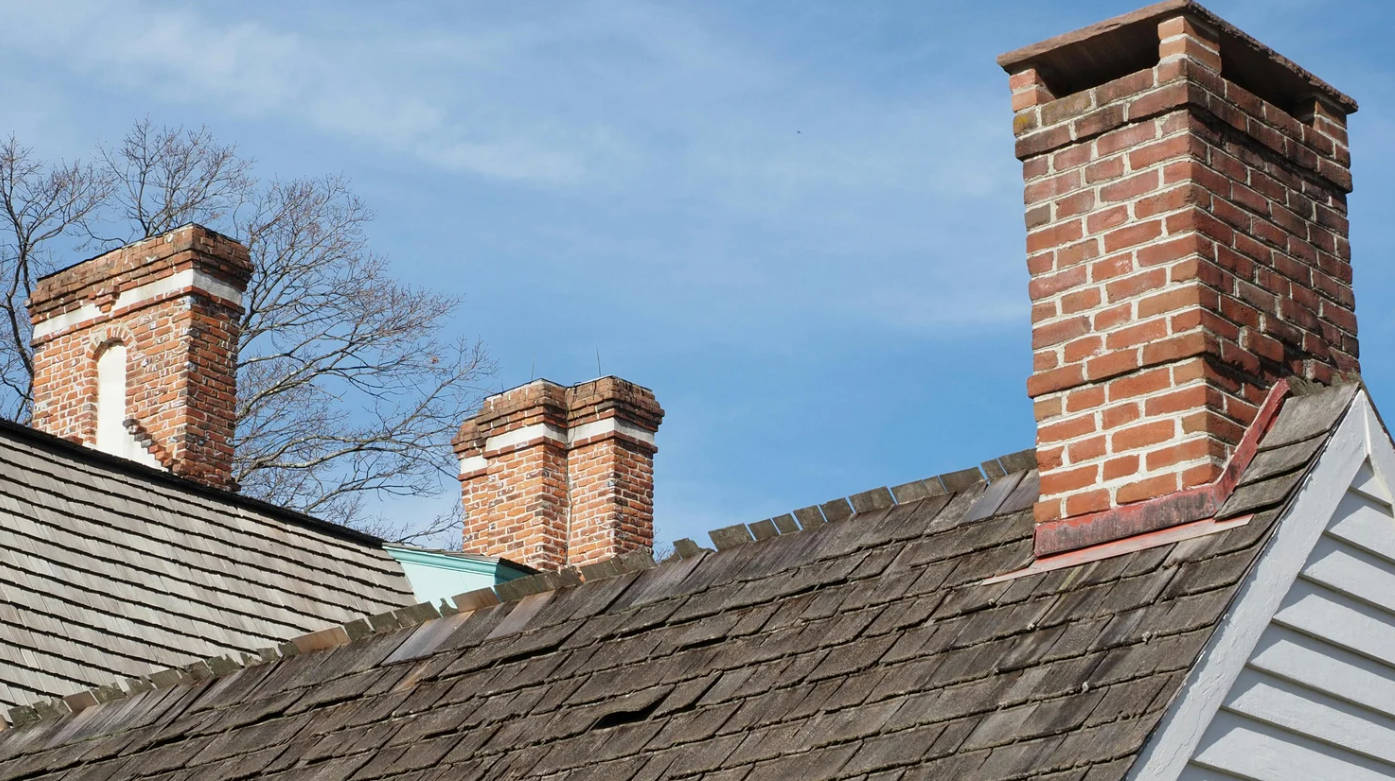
[
  {"left": 1000, "top": 2, "right": 1358, "bottom": 544},
  {"left": 454, "top": 376, "right": 663, "bottom": 571},
  {"left": 28, "top": 224, "right": 252, "bottom": 488}
]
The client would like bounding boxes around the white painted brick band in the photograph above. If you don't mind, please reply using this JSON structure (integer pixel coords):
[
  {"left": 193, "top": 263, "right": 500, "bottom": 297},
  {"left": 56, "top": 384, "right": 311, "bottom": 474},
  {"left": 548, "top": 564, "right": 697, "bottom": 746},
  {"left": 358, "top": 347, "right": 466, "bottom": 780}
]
[
  {"left": 485, "top": 423, "right": 568, "bottom": 452},
  {"left": 32, "top": 269, "right": 244, "bottom": 341},
  {"left": 458, "top": 418, "right": 657, "bottom": 474},
  {"left": 569, "top": 419, "right": 656, "bottom": 447},
  {"left": 31, "top": 303, "right": 102, "bottom": 341},
  {"left": 458, "top": 455, "right": 488, "bottom": 474}
]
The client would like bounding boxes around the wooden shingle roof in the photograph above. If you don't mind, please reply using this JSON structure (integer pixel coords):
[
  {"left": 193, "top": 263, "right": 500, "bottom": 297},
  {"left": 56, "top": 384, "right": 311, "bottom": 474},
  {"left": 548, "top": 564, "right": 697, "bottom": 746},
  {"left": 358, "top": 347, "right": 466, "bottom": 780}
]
[
  {"left": 0, "top": 419, "right": 416, "bottom": 711},
  {"left": 0, "top": 384, "right": 1357, "bottom": 779}
]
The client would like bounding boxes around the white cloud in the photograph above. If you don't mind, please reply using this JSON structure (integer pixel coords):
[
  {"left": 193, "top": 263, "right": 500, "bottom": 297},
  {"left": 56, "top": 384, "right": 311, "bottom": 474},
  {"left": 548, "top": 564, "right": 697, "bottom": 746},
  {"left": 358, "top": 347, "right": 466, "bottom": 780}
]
[
  {"left": 0, "top": 1, "right": 598, "bottom": 183},
  {"left": 0, "top": 0, "right": 1010, "bottom": 199},
  {"left": 1, "top": 0, "right": 1029, "bottom": 339}
]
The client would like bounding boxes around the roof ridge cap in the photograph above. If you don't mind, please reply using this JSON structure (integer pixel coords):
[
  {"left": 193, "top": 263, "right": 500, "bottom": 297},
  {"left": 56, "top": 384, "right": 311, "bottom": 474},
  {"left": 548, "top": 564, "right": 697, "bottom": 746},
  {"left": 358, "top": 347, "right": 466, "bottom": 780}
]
[{"left": 685, "top": 449, "right": 1035, "bottom": 555}]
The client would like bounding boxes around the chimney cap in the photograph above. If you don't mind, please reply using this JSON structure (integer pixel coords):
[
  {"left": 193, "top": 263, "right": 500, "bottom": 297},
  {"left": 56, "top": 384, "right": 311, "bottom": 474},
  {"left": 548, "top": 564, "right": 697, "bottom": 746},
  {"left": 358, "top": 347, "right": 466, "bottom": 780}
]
[
  {"left": 34, "top": 223, "right": 248, "bottom": 285},
  {"left": 996, "top": 0, "right": 1357, "bottom": 115}
]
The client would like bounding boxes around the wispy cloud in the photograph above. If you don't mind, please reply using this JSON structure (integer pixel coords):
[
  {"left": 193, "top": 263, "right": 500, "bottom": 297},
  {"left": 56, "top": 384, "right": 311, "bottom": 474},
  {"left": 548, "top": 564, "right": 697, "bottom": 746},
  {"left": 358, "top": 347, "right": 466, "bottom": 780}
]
[
  {"left": 0, "top": 2, "right": 601, "bottom": 183},
  {"left": 0, "top": 0, "right": 1027, "bottom": 343},
  {"left": 0, "top": 1, "right": 1011, "bottom": 197}
]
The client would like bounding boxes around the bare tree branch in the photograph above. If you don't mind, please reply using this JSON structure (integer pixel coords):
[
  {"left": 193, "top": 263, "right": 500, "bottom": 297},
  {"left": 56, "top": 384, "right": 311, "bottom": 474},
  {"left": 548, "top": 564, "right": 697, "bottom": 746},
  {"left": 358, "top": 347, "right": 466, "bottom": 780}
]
[
  {"left": 0, "top": 122, "right": 493, "bottom": 538},
  {"left": 102, "top": 120, "right": 252, "bottom": 240},
  {"left": 0, "top": 136, "right": 111, "bottom": 419}
]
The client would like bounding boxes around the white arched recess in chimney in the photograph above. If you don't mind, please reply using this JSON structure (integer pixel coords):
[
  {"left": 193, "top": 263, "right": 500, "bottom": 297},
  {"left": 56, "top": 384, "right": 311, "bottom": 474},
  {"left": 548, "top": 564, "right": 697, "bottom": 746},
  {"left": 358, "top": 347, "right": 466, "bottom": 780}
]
[{"left": 94, "top": 343, "right": 162, "bottom": 469}]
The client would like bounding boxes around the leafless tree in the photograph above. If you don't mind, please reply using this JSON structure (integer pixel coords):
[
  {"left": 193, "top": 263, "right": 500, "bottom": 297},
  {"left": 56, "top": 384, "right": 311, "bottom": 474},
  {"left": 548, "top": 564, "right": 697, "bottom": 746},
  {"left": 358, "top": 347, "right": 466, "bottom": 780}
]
[
  {"left": 0, "top": 122, "right": 492, "bottom": 541},
  {"left": 0, "top": 136, "right": 111, "bottom": 420},
  {"left": 101, "top": 122, "right": 252, "bottom": 239},
  {"left": 227, "top": 177, "right": 491, "bottom": 536}
]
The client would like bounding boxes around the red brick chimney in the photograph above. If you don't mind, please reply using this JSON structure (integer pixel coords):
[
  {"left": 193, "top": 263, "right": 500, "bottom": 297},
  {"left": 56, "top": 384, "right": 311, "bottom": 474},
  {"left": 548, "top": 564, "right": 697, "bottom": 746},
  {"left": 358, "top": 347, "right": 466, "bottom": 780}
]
[
  {"left": 1000, "top": 2, "right": 1357, "bottom": 545},
  {"left": 28, "top": 224, "right": 252, "bottom": 489},
  {"left": 454, "top": 376, "right": 663, "bottom": 571}
]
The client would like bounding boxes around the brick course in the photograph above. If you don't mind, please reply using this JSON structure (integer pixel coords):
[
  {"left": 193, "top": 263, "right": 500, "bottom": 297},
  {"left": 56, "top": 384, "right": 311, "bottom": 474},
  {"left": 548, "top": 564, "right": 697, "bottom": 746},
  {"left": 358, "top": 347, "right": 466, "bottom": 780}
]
[
  {"left": 454, "top": 377, "right": 663, "bottom": 571},
  {"left": 1006, "top": 9, "right": 1357, "bottom": 529},
  {"left": 28, "top": 225, "right": 251, "bottom": 488}
]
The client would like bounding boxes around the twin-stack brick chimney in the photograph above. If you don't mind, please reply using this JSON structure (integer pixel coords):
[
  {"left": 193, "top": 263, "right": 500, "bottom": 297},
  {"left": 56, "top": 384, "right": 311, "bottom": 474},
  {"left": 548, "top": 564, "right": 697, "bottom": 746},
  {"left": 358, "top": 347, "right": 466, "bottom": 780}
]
[
  {"left": 1002, "top": 0, "right": 1358, "bottom": 546},
  {"left": 453, "top": 378, "right": 664, "bottom": 571},
  {"left": 28, "top": 225, "right": 251, "bottom": 488},
  {"left": 27, "top": 224, "right": 665, "bottom": 571}
]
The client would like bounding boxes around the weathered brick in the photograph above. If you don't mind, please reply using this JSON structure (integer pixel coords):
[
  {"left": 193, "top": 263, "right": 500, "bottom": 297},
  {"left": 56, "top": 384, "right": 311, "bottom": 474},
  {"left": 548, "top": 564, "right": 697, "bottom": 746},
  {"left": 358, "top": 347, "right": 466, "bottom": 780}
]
[
  {"left": 1101, "top": 402, "right": 1142, "bottom": 431},
  {"left": 455, "top": 378, "right": 664, "bottom": 570},
  {"left": 1103, "top": 220, "right": 1165, "bottom": 253},
  {"left": 1015, "top": 15, "right": 1356, "bottom": 531},
  {"left": 29, "top": 225, "right": 250, "bottom": 489},
  {"left": 1102, "top": 455, "right": 1139, "bottom": 481},
  {"left": 1115, "top": 473, "right": 1180, "bottom": 505},
  {"left": 1040, "top": 464, "right": 1100, "bottom": 496},
  {"left": 1065, "top": 489, "right": 1110, "bottom": 516},
  {"left": 1100, "top": 171, "right": 1160, "bottom": 203}
]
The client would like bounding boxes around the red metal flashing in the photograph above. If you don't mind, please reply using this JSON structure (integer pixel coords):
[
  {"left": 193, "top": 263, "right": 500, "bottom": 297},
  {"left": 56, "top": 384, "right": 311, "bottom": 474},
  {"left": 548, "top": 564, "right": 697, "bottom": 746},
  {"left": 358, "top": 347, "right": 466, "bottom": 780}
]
[
  {"left": 1034, "top": 379, "right": 1291, "bottom": 557},
  {"left": 984, "top": 513, "right": 1255, "bottom": 585}
]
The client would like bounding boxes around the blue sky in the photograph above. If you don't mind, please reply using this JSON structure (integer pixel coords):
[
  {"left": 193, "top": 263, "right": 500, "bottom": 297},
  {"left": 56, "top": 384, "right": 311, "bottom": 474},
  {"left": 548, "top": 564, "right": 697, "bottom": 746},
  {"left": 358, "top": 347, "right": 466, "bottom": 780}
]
[{"left": 4, "top": 0, "right": 1392, "bottom": 548}]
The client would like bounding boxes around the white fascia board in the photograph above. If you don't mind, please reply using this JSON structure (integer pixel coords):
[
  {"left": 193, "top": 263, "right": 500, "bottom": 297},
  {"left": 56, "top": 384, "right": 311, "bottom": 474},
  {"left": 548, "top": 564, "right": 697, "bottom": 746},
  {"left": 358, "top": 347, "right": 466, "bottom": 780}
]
[
  {"left": 31, "top": 269, "right": 243, "bottom": 340},
  {"left": 1128, "top": 390, "right": 1374, "bottom": 780}
]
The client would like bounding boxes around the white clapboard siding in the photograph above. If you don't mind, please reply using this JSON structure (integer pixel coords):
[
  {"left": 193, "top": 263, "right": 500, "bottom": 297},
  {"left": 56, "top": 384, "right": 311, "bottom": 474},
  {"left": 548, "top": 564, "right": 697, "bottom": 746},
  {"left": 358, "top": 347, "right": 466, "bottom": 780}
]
[
  {"left": 1186, "top": 712, "right": 1395, "bottom": 781},
  {"left": 1248, "top": 624, "right": 1395, "bottom": 720},
  {"left": 1328, "top": 487, "right": 1395, "bottom": 564},
  {"left": 1350, "top": 460, "right": 1393, "bottom": 503},
  {"left": 1183, "top": 476, "right": 1395, "bottom": 779}
]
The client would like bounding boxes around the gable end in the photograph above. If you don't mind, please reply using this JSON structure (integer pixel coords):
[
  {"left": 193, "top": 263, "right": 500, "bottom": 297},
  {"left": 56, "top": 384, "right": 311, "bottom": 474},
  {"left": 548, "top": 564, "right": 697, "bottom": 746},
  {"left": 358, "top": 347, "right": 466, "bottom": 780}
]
[{"left": 1132, "top": 389, "right": 1395, "bottom": 779}]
